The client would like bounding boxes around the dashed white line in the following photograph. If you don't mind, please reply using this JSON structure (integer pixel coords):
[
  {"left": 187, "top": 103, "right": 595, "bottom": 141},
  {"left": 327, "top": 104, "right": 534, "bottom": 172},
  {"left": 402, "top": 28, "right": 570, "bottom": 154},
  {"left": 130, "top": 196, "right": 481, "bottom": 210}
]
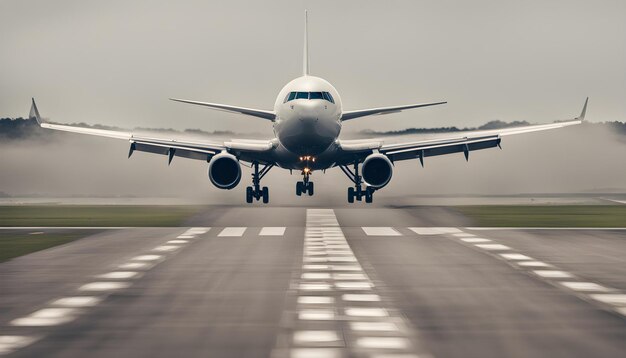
[
  {"left": 362, "top": 227, "right": 402, "bottom": 236},
  {"left": 298, "top": 296, "right": 335, "bottom": 305},
  {"left": 342, "top": 294, "right": 381, "bottom": 302},
  {"left": 589, "top": 294, "right": 626, "bottom": 305},
  {"left": 97, "top": 271, "right": 139, "bottom": 279},
  {"left": 218, "top": 227, "right": 247, "bottom": 237},
  {"left": 345, "top": 307, "right": 389, "bottom": 317},
  {"left": 131, "top": 254, "right": 162, "bottom": 261},
  {"left": 356, "top": 337, "right": 410, "bottom": 349},
  {"left": 474, "top": 244, "right": 511, "bottom": 251},
  {"left": 293, "top": 330, "right": 341, "bottom": 344},
  {"left": 349, "top": 321, "right": 399, "bottom": 332},
  {"left": 259, "top": 227, "right": 286, "bottom": 236},
  {"left": 533, "top": 270, "right": 573, "bottom": 278},
  {"left": 78, "top": 281, "right": 131, "bottom": 291},
  {"left": 118, "top": 262, "right": 152, "bottom": 270},
  {"left": 499, "top": 253, "right": 533, "bottom": 260},
  {"left": 0, "top": 336, "right": 39, "bottom": 355},
  {"left": 516, "top": 261, "right": 552, "bottom": 267},
  {"left": 460, "top": 238, "right": 492, "bottom": 243},
  {"left": 298, "top": 309, "right": 335, "bottom": 320},
  {"left": 50, "top": 296, "right": 102, "bottom": 307},
  {"left": 409, "top": 227, "right": 462, "bottom": 235},
  {"left": 153, "top": 245, "right": 180, "bottom": 252},
  {"left": 560, "top": 282, "right": 610, "bottom": 292}
]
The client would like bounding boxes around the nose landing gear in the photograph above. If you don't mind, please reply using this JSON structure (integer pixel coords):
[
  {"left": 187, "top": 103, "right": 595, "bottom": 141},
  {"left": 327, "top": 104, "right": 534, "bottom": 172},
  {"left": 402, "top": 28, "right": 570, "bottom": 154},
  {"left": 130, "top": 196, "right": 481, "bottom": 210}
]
[
  {"left": 296, "top": 170, "right": 314, "bottom": 196},
  {"left": 246, "top": 162, "right": 273, "bottom": 204},
  {"left": 340, "top": 160, "right": 375, "bottom": 203}
]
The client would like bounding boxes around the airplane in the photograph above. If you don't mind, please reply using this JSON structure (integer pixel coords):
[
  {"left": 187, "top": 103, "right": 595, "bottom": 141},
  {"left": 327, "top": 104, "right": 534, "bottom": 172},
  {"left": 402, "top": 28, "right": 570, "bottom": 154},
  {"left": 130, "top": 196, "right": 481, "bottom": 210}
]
[{"left": 29, "top": 10, "right": 587, "bottom": 204}]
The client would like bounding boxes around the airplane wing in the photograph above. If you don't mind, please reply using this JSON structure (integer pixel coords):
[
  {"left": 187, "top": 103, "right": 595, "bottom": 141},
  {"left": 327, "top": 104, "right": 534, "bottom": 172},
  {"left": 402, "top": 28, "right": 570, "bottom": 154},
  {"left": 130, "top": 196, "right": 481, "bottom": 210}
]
[
  {"left": 169, "top": 98, "right": 276, "bottom": 121},
  {"left": 341, "top": 101, "right": 447, "bottom": 121},
  {"left": 29, "top": 99, "right": 276, "bottom": 164},
  {"left": 337, "top": 98, "right": 588, "bottom": 165}
]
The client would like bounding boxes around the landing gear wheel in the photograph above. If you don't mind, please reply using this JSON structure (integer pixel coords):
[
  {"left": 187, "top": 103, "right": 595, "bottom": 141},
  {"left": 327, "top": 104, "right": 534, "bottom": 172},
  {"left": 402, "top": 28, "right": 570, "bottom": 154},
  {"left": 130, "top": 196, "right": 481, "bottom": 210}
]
[
  {"left": 307, "top": 182, "right": 314, "bottom": 196},
  {"left": 365, "top": 188, "right": 373, "bottom": 203},
  {"left": 348, "top": 187, "right": 355, "bottom": 203},
  {"left": 246, "top": 186, "right": 253, "bottom": 203},
  {"left": 261, "top": 187, "right": 269, "bottom": 204},
  {"left": 296, "top": 182, "right": 303, "bottom": 196}
]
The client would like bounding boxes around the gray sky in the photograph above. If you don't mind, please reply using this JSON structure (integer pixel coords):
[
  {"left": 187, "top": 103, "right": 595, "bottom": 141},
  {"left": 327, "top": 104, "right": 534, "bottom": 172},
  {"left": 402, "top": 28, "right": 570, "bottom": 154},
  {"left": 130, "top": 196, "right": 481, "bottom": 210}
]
[{"left": 1, "top": 0, "right": 625, "bottom": 135}]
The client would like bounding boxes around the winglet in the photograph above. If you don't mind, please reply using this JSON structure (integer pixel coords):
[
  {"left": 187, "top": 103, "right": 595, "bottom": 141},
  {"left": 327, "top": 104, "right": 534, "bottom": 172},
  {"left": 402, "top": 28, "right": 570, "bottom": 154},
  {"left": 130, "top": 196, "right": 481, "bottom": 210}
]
[
  {"left": 29, "top": 98, "right": 43, "bottom": 125},
  {"left": 303, "top": 9, "right": 309, "bottom": 76},
  {"left": 576, "top": 97, "right": 588, "bottom": 121}
]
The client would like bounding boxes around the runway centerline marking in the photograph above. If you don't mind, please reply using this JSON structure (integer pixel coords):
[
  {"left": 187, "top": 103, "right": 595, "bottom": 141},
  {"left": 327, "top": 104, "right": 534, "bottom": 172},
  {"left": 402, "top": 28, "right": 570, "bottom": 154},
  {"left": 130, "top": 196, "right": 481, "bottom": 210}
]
[{"left": 274, "top": 210, "right": 430, "bottom": 358}]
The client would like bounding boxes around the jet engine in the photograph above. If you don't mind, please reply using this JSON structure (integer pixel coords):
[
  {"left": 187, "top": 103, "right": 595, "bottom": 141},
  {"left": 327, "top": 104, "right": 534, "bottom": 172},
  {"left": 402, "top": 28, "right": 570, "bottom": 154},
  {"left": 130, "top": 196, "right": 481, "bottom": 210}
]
[
  {"left": 361, "top": 153, "right": 393, "bottom": 189},
  {"left": 208, "top": 152, "right": 241, "bottom": 190}
]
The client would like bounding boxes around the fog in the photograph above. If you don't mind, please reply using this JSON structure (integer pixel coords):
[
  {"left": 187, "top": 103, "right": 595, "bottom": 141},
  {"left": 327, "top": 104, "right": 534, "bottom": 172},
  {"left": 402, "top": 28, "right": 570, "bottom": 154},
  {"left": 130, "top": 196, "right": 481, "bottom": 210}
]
[{"left": 0, "top": 123, "right": 624, "bottom": 205}]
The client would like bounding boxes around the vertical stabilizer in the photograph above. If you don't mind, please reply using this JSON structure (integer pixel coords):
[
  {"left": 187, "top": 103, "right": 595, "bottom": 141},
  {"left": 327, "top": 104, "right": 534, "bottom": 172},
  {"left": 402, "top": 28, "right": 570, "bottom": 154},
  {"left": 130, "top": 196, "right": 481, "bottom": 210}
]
[{"left": 303, "top": 10, "right": 309, "bottom": 76}]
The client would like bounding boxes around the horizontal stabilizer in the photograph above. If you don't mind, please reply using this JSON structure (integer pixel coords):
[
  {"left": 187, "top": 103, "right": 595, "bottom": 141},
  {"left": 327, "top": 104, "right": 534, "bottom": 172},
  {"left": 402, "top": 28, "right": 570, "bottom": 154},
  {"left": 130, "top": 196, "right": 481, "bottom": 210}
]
[
  {"left": 170, "top": 98, "right": 276, "bottom": 121},
  {"left": 341, "top": 101, "right": 447, "bottom": 121}
]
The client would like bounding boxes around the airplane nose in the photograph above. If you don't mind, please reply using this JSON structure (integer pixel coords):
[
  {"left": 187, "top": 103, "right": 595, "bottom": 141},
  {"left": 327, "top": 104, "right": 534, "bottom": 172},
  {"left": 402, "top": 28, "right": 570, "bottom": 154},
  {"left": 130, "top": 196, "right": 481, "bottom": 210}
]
[{"left": 295, "top": 101, "right": 324, "bottom": 123}]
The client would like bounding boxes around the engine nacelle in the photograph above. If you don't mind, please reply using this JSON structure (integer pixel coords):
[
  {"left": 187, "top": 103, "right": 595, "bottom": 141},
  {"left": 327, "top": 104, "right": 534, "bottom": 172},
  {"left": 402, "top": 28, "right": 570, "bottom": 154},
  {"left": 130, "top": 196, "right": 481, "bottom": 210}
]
[
  {"left": 208, "top": 152, "right": 241, "bottom": 190},
  {"left": 361, "top": 153, "right": 393, "bottom": 189}
]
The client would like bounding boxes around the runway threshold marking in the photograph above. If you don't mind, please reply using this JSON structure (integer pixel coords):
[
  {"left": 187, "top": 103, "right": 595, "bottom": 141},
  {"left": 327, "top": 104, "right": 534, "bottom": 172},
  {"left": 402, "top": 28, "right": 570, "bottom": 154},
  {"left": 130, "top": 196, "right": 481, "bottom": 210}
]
[
  {"left": 2, "top": 227, "right": 210, "bottom": 355},
  {"left": 218, "top": 227, "right": 247, "bottom": 237},
  {"left": 272, "top": 209, "right": 431, "bottom": 358},
  {"left": 416, "top": 227, "right": 626, "bottom": 319}
]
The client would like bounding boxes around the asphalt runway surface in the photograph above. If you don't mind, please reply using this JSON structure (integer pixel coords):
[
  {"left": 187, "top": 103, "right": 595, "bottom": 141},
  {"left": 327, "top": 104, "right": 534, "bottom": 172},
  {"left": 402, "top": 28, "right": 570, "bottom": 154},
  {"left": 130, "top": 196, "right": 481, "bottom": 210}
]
[{"left": 1, "top": 206, "right": 626, "bottom": 358}]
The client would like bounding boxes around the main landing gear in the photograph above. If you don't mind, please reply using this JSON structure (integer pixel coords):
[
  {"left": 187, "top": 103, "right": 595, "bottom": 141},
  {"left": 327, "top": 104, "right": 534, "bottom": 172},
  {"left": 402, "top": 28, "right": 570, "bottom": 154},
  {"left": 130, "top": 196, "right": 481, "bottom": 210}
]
[
  {"left": 246, "top": 162, "right": 273, "bottom": 204},
  {"left": 296, "top": 170, "right": 314, "bottom": 196},
  {"left": 339, "top": 160, "right": 375, "bottom": 203}
]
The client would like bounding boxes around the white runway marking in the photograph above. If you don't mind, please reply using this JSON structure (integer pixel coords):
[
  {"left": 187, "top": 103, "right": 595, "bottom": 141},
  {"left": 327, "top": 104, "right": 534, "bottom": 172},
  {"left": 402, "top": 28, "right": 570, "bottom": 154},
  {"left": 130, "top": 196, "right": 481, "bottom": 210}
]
[
  {"left": 97, "top": 271, "right": 139, "bottom": 279},
  {"left": 533, "top": 270, "right": 573, "bottom": 278},
  {"left": 278, "top": 209, "right": 428, "bottom": 358},
  {"left": 167, "top": 239, "right": 189, "bottom": 244},
  {"left": 362, "top": 227, "right": 401, "bottom": 236},
  {"left": 516, "top": 261, "right": 552, "bottom": 267},
  {"left": 218, "top": 227, "right": 247, "bottom": 237},
  {"left": 589, "top": 294, "right": 626, "bottom": 305},
  {"left": 453, "top": 233, "right": 476, "bottom": 237},
  {"left": 131, "top": 254, "right": 162, "bottom": 261},
  {"left": 118, "top": 262, "right": 151, "bottom": 270},
  {"left": 289, "top": 348, "right": 342, "bottom": 358},
  {"left": 345, "top": 307, "right": 389, "bottom": 317},
  {"left": 342, "top": 294, "right": 381, "bottom": 302},
  {"left": 11, "top": 308, "right": 79, "bottom": 327},
  {"left": 177, "top": 235, "right": 195, "bottom": 239},
  {"left": 560, "top": 282, "right": 609, "bottom": 292},
  {"left": 461, "top": 238, "right": 491, "bottom": 243},
  {"left": 466, "top": 227, "right": 626, "bottom": 230},
  {"left": 293, "top": 331, "right": 341, "bottom": 344},
  {"left": 298, "top": 296, "right": 335, "bottom": 305},
  {"left": 259, "top": 227, "right": 286, "bottom": 236},
  {"left": 302, "top": 273, "right": 332, "bottom": 280},
  {"left": 298, "top": 309, "right": 335, "bottom": 320},
  {"left": 79, "top": 281, "right": 131, "bottom": 291},
  {"left": 409, "top": 227, "right": 462, "bottom": 235},
  {"left": 474, "top": 244, "right": 511, "bottom": 250},
  {"left": 356, "top": 337, "right": 409, "bottom": 349},
  {"left": 335, "top": 281, "right": 373, "bottom": 290},
  {"left": 51, "top": 296, "right": 102, "bottom": 307},
  {"left": 350, "top": 322, "right": 399, "bottom": 332},
  {"left": 499, "top": 253, "right": 533, "bottom": 261},
  {"left": 0, "top": 336, "right": 39, "bottom": 355},
  {"left": 153, "top": 245, "right": 180, "bottom": 252}
]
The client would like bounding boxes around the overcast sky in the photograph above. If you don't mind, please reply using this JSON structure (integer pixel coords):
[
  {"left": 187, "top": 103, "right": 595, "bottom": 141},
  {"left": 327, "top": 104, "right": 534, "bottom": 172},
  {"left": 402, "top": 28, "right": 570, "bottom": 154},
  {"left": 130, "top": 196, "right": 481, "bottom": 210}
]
[{"left": 1, "top": 0, "right": 625, "bottom": 135}]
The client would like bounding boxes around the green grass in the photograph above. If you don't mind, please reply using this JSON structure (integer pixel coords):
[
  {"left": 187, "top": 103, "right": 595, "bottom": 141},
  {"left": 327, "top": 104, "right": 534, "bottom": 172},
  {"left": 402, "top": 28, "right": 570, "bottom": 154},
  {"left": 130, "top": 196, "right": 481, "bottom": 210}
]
[
  {"left": 455, "top": 205, "right": 626, "bottom": 227},
  {"left": 0, "top": 232, "right": 90, "bottom": 262},
  {"left": 0, "top": 205, "right": 204, "bottom": 227}
]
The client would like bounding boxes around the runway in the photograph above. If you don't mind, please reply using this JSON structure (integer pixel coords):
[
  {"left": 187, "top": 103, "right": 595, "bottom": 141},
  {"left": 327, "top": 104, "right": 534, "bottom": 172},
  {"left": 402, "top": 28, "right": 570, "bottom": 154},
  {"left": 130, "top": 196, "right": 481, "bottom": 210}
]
[{"left": 1, "top": 206, "right": 626, "bottom": 357}]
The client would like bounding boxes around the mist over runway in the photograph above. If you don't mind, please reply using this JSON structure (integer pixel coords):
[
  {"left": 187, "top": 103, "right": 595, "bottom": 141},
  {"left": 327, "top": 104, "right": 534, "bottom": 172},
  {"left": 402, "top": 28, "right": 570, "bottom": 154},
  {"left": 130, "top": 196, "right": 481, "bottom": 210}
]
[{"left": 1, "top": 206, "right": 625, "bottom": 357}]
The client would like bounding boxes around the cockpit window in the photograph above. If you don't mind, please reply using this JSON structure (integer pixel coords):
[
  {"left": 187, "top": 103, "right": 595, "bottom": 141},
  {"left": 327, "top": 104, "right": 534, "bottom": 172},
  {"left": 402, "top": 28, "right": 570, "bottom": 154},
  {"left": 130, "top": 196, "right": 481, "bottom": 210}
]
[
  {"left": 284, "top": 91, "right": 335, "bottom": 103},
  {"left": 309, "top": 92, "right": 323, "bottom": 100},
  {"left": 323, "top": 92, "right": 335, "bottom": 104}
]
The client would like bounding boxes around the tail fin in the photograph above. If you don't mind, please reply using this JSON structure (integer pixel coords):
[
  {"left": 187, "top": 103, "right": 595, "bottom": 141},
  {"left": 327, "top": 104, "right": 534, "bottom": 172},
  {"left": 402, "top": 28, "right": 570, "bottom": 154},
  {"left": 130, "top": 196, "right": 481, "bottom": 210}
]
[
  {"left": 303, "top": 10, "right": 309, "bottom": 76},
  {"left": 29, "top": 98, "right": 43, "bottom": 124}
]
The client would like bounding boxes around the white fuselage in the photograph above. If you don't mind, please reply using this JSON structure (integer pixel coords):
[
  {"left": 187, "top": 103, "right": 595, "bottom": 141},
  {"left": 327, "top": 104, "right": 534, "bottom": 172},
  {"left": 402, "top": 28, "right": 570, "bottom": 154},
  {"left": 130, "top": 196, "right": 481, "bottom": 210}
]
[{"left": 271, "top": 76, "right": 342, "bottom": 169}]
